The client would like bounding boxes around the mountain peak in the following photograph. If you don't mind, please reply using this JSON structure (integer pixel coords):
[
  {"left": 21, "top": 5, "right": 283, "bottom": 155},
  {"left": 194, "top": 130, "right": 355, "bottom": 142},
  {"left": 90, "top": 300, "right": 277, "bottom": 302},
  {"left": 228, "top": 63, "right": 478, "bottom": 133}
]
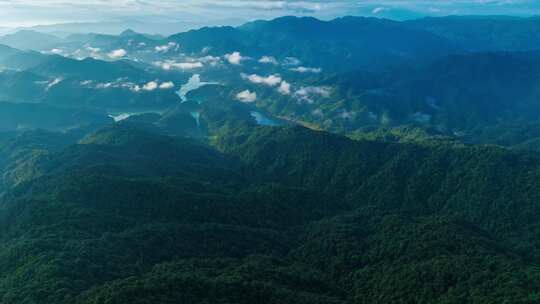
[{"left": 120, "top": 29, "right": 138, "bottom": 37}]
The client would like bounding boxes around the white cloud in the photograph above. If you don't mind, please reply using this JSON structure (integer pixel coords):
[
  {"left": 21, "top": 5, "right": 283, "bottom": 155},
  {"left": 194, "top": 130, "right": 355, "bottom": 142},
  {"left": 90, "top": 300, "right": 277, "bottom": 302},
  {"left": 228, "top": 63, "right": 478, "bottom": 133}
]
[
  {"left": 46, "top": 78, "right": 62, "bottom": 90},
  {"left": 50, "top": 48, "right": 63, "bottom": 54},
  {"left": 197, "top": 55, "right": 221, "bottom": 66},
  {"left": 86, "top": 46, "right": 101, "bottom": 53},
  {"left": 83, "top": 45, "right": 102, "bottom": 59},
  {"left": 278, "top": 80, "right": 291, "bottom": 95},
  {"left": 108, "top": 49, "right": 127, "bottom": 59},
  {"left": 259, "top": 56, "right": 278, "bottom": 65},
  {"left": 236, "top": 90, "right": 257, "bottom": 103},
  {"left": 290, "top": 66, "right": 322, "bottom": 73},
  {"left": 37, "top": 78, "right": 63, "bottom": 91},
  {"left": 201, "top": 46, "right": 212, "bottom": 54},
  {"left": 301, "top": 86, "right": 330, "bottom": 97},
  {"left": 173, "top": 62, "right": 204, "bottom": 70},
  {"left": 156, "top": 61, "right": 204, "bottom": 70},
  {"left": 93, "top": 78, "right": 141, "bottom": 92},
  {"left": 155, "top": 42, "right": 180, "bottom": 53},
  {"left": 283, "top": 57, "right": 301, "bottom": 66},
  {"left": 80, "top": 80, "right": 93, "bottom": 86},
  {"left": 372, "top": 7, "right": 387, "bottom": 14},
  {"left": 241, "top": 73, "right": 282, "bottom": 86},
  {"left": 96, "top": 82, "right": 113, "bottom": 89},
  {"left": 225, "top": 51, "right": 245, "bottom": 65},
  {"left": 159, "top": 81, "right": 175, "bottom": 89},
  {"left": 294, "top": 86, "right": 331, "bottom": 103},
  {"left": 93, "top": 79, "right": 173, "bottom": 93},
  {"left": 142, "top": 81, "right": 159, "bottom": 91}
]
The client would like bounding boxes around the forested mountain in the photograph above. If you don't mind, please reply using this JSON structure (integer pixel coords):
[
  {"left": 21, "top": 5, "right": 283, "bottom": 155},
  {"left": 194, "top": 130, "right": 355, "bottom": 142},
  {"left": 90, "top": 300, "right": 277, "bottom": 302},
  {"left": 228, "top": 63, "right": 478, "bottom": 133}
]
[
  {"left": 0, "top": 118, "right": 540, "bottom": 303},
  {"left": 3, "top": 16, "right": 540, "bottom": 149},
  {"left": 405, "top": 16, "right": 540, "bottom": 51},
  {"left": 0, "top": 30, "right": 62, "bottom": 50},
  {"left": 0, "top": 44, "right": 19, "bottom": 61},
  {"left": 2, "top": 13, "right": 540, "bottom": 303},
  {"left": 168, "top": 16, "right": 459, "bottom": 71}
]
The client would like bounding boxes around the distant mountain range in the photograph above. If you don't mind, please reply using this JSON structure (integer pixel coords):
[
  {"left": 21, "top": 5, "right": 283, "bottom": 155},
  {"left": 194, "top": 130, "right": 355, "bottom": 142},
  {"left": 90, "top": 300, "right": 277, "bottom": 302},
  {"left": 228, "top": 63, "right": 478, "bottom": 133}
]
[
  {"left": 405, "top": 15, "right": 540, "bottom": 51},
  {"left": 0, "top": 18, "right": 247, "bottom": 37},
  {"left": 2, "top": 15, "right": 540, "bottom": 148},
  {"left": 3, "top": 14, "right": 540, "bottom": 303}
]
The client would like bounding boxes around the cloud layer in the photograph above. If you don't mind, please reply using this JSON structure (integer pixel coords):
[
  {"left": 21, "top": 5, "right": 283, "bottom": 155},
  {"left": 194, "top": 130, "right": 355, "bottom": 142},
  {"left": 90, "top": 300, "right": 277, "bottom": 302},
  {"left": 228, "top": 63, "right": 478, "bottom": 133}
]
[
  {"left": 2, "top": 0, "right": 539, "bottom": 28},
  {"left": 236, "top": 90, "right": 257, "bottom": 103}
]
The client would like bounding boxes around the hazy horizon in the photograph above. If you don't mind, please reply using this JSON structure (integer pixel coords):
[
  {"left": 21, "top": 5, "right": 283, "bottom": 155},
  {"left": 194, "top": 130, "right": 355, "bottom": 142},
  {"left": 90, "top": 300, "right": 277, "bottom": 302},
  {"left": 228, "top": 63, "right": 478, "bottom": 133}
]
[{"left": 1, "top": 0, "right": 539, "bottom": 29}]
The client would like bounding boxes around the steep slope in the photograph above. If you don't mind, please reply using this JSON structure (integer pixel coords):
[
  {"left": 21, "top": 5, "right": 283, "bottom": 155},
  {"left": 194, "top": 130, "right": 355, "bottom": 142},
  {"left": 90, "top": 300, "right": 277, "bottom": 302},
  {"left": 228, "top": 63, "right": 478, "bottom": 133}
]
[
  {"left": 0, "top": 102, "right": 111, "bottom": 132},
  {"left": 0, "top": 49, "right": 49, "bottom": 70},
  {"left": 247, "top": 50, "right": 540, "bottom": 146},
  {"left": 0, "top": 30, "right": 63, "bottom": 50},
  {"left": 406, "top": 16, "right": 540, "bottom": 51},
  {"left": 169, "top": 16, "right": 459, "bottom": 71},
  {"left": 363, "top": 51, "right": 540, "bottom": 132},
  {"left": 0, "top": 50, "right": 181, "bottom": 109},
  {"left": 0, "top": 123, "right": 539, "bottom": 303},
  {"left": 29, "top": 56, "right": 148, "bottom": 81},
  {"left": 0, "top": 44, "right": 20, "bottom": 62}
]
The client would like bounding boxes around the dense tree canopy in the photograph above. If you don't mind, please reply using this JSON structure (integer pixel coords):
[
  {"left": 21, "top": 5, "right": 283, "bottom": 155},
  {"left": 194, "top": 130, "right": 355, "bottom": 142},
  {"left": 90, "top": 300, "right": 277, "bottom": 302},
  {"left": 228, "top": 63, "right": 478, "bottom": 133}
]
[{"left": 0, "top": 119, "right": 539, "bottom": 303}]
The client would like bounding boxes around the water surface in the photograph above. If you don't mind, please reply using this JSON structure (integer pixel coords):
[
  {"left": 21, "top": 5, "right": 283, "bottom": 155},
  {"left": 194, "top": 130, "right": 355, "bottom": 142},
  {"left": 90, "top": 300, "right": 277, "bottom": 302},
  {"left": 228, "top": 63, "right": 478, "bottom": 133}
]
[{"left": 177, "top": 74, "right": 215, "bottom": 103}]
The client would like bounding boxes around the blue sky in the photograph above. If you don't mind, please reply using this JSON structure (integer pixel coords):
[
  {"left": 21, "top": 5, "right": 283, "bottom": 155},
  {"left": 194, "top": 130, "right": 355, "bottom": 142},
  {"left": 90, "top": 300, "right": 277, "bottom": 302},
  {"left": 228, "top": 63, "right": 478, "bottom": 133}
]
[{"left": 0, "top": 0, "right": 539, "bottom": 27}]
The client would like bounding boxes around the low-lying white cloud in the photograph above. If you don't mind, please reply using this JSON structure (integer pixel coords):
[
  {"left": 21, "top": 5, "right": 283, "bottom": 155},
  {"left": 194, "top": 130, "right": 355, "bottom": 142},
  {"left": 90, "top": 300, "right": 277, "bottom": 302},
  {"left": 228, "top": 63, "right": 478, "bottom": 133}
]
[
  {"left": 294, "top": 86, "right": 331, "bottom": 103},
  {"left": 46, "top": 78, "right": 62, "bottom": 90},
  {"left": 159, "top": 81, "right": 175, "bottom": 89},
  {"left": 283, "top": 57, "right": 301, "bottom": 66},
  {"left": 241, "top": 73, "right": 282, "bottom": 86},
  {"left": 198, "top": 55, "right": 221, "bottom": 66},
  {"left": 236, "top": 90, "right": 257, "bottom": 103},
  {"left": 90, "top": 78, "right": 174, "bottom": 93},
  {"left": 142, "top": 81, "right": 159, "bottom": 91},
  {"left": 201, "top": 46, "right": 212, "bottom": 54},
  {"left": 80, "top": 80, "right": 93, "bottom": 86},
  {"left": 172, "top": 62, "right": 203, "bottom": 70},
  {"left": 372, "top": 7, "right": 387, "bottom": 14},
  {"left": 37, "top": 78, "right": 63, "bottom": 91},
  {"left": 290, "top": 66, "right": 322, "bottom": 73},
  {"left": 108, "top": 49, "right": 127, "bottom": 59},
  {"left": 50, "top": 48, "right": 63, "bottom": 55},
  {"left": 297, "top": 86, "right": 331, "bottom": 97},
  {"left": 278, "top": 80, "right": 291, "bottom": 95},
  {"left": 135, "top": 81, "right": 175, "bottom": 92},
  {"left": 155, "top": 42, "right": 180, "bottom": 53},
  {"left": 94, "top": 78, "right": 139, "bottom": 91},
  {"left": 84, "top": 45, "right": 102, "bottom": 59},
  {"left": 241, "top": 73, "right": 293, "bottom": 96},
  {"left": 156, "top": 60, "right": 204, "bottom": 70},
  {"left": 225, "top": 51, "right": 245, "bottom": 65},
  {"left": 86, "top": 46, "right": 101, "bottom": 53},
  {"left": 259, "top": 56, "right": 278, "bottom": 65}
]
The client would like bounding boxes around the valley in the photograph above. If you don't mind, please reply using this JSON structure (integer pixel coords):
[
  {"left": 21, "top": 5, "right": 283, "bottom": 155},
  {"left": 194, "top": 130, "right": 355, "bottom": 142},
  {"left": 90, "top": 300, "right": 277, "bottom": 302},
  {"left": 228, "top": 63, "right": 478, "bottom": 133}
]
[
  {"left": 0, "top": 12, "right": 540, "bottom": 303},
  {"left": 3, "top": 16, "right": 540, "bottom": 150}
]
